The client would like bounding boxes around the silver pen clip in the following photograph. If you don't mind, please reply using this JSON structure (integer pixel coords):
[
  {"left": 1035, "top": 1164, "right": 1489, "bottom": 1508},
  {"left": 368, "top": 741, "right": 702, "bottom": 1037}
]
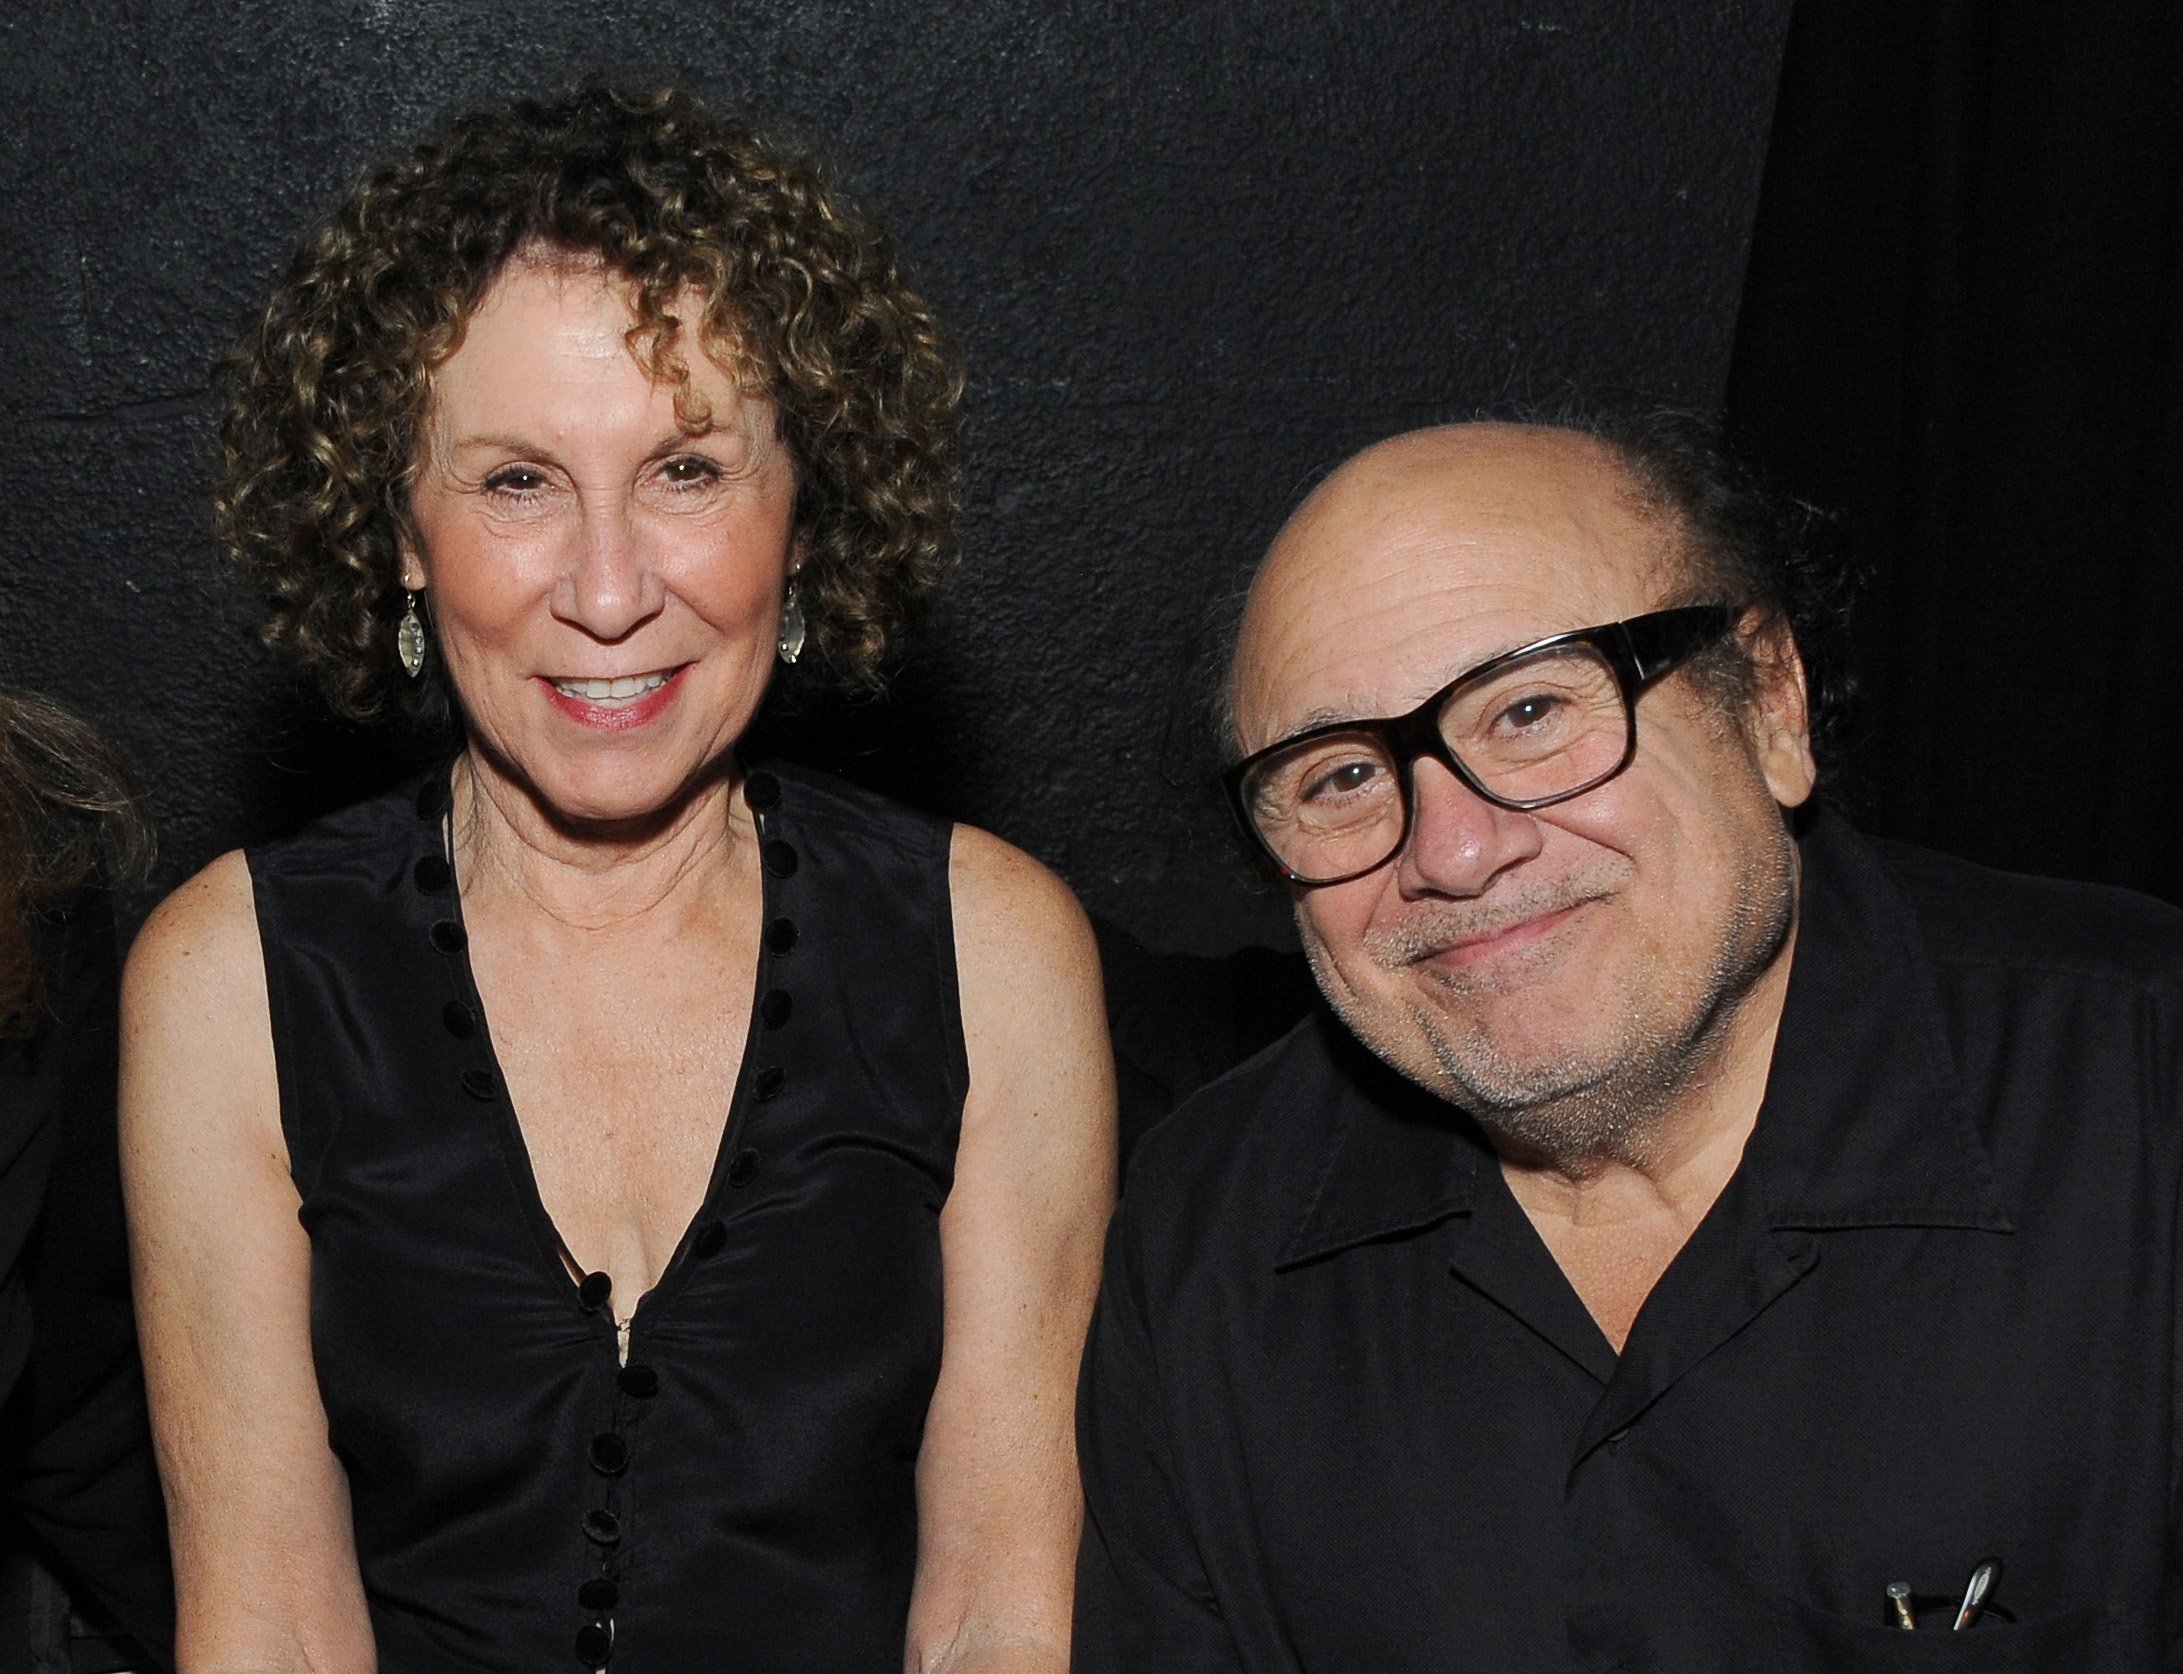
[{"left": 1953, "top": 1558, "right": 2002, "bottom": 1631}]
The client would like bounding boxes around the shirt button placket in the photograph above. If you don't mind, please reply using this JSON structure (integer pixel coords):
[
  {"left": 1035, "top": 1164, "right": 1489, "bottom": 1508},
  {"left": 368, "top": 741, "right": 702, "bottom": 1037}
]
[
  {"left": 414, "top": 783, "right": 636, "bottom": 1666},
  {"left": 740, "top": 772, "right": 791, "bottom": 1201},
  {"left": 582, "top": 1351, "right": 661, "bottom": 1664},
  {"left": 565, "top": 767, "right": 794, "bottom": 1665}
]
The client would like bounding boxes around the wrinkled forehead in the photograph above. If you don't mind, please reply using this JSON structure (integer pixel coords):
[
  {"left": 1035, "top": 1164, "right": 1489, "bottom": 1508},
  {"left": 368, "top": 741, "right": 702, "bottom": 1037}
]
[
  {"left": 419, "top": 249, "right": 775, "bottom": 454},
  {"left": 1233, "top": 432, "right": 1680, "bottom": 750}
]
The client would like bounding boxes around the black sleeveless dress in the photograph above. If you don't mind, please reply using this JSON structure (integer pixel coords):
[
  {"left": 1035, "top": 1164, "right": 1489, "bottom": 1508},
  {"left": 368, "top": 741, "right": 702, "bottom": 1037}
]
[{"left": 247, "top": 763, "right": 966, "bottom": 1672}]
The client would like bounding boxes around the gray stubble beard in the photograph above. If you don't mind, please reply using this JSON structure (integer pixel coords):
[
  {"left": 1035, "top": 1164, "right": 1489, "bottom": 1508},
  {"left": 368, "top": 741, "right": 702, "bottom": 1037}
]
[{"left": 1314, "top": 821, "right": 1800, "bottom": 1176}]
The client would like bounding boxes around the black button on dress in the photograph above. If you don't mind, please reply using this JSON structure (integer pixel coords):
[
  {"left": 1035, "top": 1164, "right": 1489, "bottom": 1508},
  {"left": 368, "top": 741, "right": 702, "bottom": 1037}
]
[{"left": 246, "top": 763, "right": 968, "bottom": 1670}]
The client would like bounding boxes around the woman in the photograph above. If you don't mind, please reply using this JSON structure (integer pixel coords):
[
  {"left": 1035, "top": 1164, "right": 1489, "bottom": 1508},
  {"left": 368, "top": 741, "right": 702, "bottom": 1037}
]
[
  {"left": 121, "top": 85, "right": 1114, "bottom": 1673},
  {"left": 0, "top": 688, "right": 170, "bottom": 1669}
]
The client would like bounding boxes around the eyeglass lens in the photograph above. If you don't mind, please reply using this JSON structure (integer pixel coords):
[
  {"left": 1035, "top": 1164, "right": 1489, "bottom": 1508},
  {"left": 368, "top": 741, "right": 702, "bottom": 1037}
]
[{"left": 1243, "top": 643, "right": 1630, "bottom": 881}]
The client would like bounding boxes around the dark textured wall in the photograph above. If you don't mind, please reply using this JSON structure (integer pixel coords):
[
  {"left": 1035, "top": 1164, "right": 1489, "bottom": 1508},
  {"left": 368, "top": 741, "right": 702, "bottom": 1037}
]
[{"left": 0, "top": 0, "right": 1789, "bottom": 954}]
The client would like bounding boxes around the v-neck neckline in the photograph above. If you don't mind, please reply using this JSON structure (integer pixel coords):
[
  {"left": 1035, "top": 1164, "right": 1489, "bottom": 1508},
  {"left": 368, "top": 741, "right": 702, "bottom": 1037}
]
[{"left": 426, "top": 762, "right": 777, "bottom": 1340}]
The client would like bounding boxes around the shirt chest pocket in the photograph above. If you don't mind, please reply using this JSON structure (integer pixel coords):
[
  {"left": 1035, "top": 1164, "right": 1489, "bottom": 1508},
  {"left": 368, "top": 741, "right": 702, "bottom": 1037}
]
[{"left": 1781, "top": 1599, "right": 2113, "bottom": 1672}]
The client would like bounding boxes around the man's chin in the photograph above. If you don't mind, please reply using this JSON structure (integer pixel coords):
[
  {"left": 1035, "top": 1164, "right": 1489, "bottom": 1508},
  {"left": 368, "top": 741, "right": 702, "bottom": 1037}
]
[
  {"left": 1319, "top": 986, "right": 1610, "bottom": 1115},
  {"left": 1413, "top": 966, "right": 1617, "bottom": 1060},
  {"left": 1417, "top": 1024, "right": 1620, "bottom": 1115}
]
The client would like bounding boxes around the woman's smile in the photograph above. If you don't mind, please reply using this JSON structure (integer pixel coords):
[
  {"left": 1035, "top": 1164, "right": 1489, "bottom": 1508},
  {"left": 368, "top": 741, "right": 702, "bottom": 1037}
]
[{"left": 540, "top": 665, "right": 689, "bottom": 730}]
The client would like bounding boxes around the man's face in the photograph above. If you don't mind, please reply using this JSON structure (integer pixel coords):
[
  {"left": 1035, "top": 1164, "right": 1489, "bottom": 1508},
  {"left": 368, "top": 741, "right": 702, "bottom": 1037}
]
[{"left": 1231, "top": 427, "right": 1817, "bottom": 1155}]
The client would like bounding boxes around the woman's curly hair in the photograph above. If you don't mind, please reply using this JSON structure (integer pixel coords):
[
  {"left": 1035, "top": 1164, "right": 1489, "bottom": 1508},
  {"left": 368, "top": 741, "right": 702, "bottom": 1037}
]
[{"left": 213, "top": 82, "right": 964, "bottom": 726}]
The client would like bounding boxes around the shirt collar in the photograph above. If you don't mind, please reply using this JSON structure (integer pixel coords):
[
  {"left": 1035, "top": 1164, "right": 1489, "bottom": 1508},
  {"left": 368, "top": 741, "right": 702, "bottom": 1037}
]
[
  {"left": 1743, "top": 809, "right": 2012, "bottom": 1233},
  {"left": 1275, "top": 808, "right": 2010, "bottom": 1271},
  {"left": 1274, "top": 1013, "right": 1490, "bottom": 1271}
]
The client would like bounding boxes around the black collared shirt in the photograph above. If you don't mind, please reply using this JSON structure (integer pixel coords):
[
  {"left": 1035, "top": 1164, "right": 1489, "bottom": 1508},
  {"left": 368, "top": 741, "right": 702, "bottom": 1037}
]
[{"left": 1074, "top": 814, "right": 2183, "bottom": 1671}]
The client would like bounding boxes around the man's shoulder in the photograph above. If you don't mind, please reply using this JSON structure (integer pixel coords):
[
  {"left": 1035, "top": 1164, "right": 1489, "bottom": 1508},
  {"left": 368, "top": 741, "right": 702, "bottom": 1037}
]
[
  {"left": 1111, "top": 1010, "right": 1351, "bottom": 1274},
  {"left": 1860, "top": 830, "right": 2183, "bottom": 994}
]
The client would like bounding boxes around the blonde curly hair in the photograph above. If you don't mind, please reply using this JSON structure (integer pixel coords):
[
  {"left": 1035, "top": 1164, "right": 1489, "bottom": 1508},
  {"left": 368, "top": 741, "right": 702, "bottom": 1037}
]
[{"left": 213, "top": 82, "right": 964, "bottom": 725}]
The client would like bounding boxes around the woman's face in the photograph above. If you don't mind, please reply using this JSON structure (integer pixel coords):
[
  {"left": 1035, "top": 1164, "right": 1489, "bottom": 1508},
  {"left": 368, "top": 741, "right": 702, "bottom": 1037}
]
[{"left": 403, "top": 256, "right": 796, "bottom": 830}]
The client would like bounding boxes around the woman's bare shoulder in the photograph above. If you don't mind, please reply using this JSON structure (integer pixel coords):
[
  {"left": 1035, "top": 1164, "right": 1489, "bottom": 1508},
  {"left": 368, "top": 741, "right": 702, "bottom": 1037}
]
[
  {"left": 121, "top": 849, "right": 277, "bottom": 1155},
  {"left": 945, "top": 823, "right": 1112, "bottom": 1154},
  {"left": 946, "top": 822, "right": 1098, "bottom": 965},
  {"left": 124, "top": 848, "right": 261, "bottom": 999}
]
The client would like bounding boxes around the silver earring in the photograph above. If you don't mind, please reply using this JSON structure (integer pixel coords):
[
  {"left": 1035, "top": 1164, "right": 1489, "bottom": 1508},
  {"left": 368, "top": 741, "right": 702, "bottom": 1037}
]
[
  {"left": 397, "top": 591, "right": 427, "bottom": 679},
  {"left": 777, "top": 578, "right": 806, "bottom": 665}
]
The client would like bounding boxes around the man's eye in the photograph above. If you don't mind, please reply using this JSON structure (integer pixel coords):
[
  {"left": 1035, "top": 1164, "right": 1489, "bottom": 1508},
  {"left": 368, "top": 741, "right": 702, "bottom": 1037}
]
[
  {"left": 1300, "top": 758, "right": 1383, "bottom": 803},
  {"left": 1496, "top": 693, "right": 1565, "bottom": 731}
]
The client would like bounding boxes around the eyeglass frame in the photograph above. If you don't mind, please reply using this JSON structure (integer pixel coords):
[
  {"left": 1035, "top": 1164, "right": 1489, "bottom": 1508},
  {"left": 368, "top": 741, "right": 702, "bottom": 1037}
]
[{"left": 1223, "top": 602, "right": 1743, "bottom": 887}]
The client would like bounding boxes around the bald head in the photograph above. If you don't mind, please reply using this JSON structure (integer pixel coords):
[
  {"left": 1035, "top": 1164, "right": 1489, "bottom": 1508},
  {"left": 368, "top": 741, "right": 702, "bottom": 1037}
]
[
  {"left": 1233, "top": 422, "right": 1680, "bottom": 759},
  {"left": 1264, "top": 424, "right": 1642, "bottom": 590}
]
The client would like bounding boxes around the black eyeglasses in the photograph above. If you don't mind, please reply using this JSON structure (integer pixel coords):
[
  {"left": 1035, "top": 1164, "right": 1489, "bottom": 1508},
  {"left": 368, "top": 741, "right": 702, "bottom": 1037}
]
[{"left": 1225, "top": 604, "right": 1739, "bottom": 886}]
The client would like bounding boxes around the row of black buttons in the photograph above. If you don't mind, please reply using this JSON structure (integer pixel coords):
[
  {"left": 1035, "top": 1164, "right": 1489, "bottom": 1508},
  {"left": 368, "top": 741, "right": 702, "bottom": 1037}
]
[
  {"left": 573, "top": 1267, "right": 626, "bottom": 1662},
  {"left": 573, "top": 1309, "right": 636, "bottom": 1667},
  {"left": 580, "top": 1308, "right": 658, "bottom": 1664},
  {"left": 417, "top": 767, "right": 797, "bottom": 1668},
  {"left": 567, "top": 771, "right": 795, "bottom": 1663},
  {"left": 573, "top": 1267, "right": 630, "bottom": 1658},
  {"left": 413, "top": 781, "right": 629, "bottom": 1669},
  {"left": 736, "top": 773, "right": 792, "bottom": 1216}
]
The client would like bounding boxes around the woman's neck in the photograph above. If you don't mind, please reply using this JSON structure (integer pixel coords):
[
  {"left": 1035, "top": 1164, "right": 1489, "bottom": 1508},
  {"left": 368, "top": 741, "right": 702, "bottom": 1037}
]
[{"left": 448, "top": 749, "right": 751, "bottom": 936}]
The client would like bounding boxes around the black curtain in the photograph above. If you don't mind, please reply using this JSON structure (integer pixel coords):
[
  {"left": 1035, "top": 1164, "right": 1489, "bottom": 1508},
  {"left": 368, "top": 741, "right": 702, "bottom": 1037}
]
[{"left": 1725, "top": 0, "right": 2183, "bottom": 905}]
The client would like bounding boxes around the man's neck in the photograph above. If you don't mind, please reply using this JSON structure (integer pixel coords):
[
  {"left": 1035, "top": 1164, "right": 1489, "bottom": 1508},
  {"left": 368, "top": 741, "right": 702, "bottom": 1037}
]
[{"left": 1493, "top": 932, "right": 1797, "bottom": 1352}]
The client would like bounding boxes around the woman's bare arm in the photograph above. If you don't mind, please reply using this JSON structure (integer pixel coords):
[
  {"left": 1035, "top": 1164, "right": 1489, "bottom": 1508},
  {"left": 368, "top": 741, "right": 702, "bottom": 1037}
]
[
  {"left": 906, "top": 827, "right": 1118, "bottom": 1674},
  {"left": 119, "top": 852, "right": 375, "bottom": 1674}
]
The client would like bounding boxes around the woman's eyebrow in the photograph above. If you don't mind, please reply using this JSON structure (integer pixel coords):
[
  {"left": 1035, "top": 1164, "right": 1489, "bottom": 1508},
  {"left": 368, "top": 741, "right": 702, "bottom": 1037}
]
[{"left": 441, "top": 431, "right": 549, "bottom": 455}]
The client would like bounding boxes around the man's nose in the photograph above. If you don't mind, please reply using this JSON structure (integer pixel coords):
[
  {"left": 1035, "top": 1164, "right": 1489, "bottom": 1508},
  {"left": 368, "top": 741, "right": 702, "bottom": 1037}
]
[
  {"left": 553, "top": 500, "right": 665, "bottom": 641},
  {"left": 1395, "top": 756, "right": 1544, "bottom": 898}
]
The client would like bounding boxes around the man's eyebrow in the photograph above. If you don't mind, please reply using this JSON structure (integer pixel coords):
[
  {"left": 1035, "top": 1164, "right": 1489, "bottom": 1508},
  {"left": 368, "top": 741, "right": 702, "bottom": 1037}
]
[
  {"left": 1290, "top": 705, "right": 1370, "bottom": 733},
  {"left": 1266, "top": 629, "right": 1576, "bottom": 748},
  {"left": 1264, "top": 704, "right": 1388, "bottom": 749}
]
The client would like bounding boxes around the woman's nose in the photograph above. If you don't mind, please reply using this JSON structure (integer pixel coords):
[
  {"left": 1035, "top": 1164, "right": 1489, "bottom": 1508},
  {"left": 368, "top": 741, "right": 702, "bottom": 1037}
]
[
  {"left": 553, "top": 501, "right": 665, "bottom": 641},
  {"left": 1394, "top": 756, "right": 1544, "bottom": 898}
]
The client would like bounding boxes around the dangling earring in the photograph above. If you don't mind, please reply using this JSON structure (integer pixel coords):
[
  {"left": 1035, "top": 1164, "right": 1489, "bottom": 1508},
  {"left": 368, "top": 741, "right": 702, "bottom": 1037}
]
[
  {"left": 397, "top": 591, "right": 427, "bottom": 679},
  {"left": 776, "top": 577, "right": 806, "bottom": 665}
]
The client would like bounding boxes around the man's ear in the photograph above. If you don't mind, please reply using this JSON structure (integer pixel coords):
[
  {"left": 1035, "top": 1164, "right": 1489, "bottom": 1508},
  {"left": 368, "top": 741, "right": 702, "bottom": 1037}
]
[{"left": 1744, "top": 612, "right": 1817, "bottom": 809}]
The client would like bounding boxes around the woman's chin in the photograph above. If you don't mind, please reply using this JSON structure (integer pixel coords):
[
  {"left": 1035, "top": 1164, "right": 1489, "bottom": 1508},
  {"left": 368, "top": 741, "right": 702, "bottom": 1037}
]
[
  {"left": 550, "top": 767, "right": 722, "bottom": 833},
  {"left": 464, "top": 743, "right": 733, "bottom": 840}
]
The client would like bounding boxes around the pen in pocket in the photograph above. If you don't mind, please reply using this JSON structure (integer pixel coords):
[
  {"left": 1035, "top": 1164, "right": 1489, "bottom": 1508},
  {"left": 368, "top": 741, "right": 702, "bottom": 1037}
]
[{"left": 1885, "top": 1557, "right": 2003, "bottom": 1630}]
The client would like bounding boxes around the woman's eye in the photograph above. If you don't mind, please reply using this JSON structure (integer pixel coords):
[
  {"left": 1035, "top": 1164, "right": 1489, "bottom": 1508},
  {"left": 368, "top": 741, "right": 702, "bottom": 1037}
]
[
  {"left": 658, "top": 456, "right": 722, "bottom": 487},
  {"left": 482, "top": 467, "right": 548, "bottom": 496}
]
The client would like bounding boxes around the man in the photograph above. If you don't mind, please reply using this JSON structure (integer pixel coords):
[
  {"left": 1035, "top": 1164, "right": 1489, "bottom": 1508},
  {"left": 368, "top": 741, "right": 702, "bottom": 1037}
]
[{"left": 1073, "top": 418, "right": 2183, "bottom": 1670}]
